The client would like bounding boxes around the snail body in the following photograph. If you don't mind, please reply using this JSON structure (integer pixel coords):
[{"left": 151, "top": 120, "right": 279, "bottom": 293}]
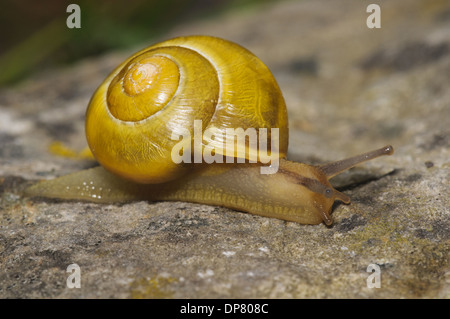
[{"left": 25, "top": 36, "right": 394, "bottom": 225}]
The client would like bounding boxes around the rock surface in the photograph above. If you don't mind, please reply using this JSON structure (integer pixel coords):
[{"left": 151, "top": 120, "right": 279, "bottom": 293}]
[{"left": 0, "top": 0, "right": 449, "bottom": 298}]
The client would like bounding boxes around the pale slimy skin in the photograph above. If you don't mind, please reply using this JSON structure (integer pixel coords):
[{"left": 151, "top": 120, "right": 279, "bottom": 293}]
[
  {"left": 25, "top": 161, "right": 333, "bottom": 225},
  {"left": 25, "top": 146, "right": 393, "bottom": 225}
]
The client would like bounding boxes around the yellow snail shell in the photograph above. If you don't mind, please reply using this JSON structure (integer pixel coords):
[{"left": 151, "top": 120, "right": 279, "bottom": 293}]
[{"left": 87, "top": 35, "right": 288, "bottom": 184}]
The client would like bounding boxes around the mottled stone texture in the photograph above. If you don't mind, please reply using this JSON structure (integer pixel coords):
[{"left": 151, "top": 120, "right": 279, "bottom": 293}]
[{"left": 0, "top": 0, "right": 449, "bottom": 298}]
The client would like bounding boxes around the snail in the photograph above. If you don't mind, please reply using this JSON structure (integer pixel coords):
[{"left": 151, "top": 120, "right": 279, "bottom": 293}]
[{"left": 25, "top": 35, "right": 394, "bottom": 225}]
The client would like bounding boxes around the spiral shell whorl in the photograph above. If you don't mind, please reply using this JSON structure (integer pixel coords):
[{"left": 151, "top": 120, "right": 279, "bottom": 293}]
[
  {"left": 86, "top": 36, "right": 288, "bottom": 184},
  {"left": 107, "top": 55, "right": 180, "bottom": 122}
]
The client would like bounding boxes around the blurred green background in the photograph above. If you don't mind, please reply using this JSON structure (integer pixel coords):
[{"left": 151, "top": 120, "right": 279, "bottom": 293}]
[{"left": 0, "top": 0, "right": 276, "bottom": 86}]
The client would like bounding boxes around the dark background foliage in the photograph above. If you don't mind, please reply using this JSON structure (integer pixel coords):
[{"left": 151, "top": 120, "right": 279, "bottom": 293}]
[{"left": 0, "top": 0, "right": 275, "bottom": 85}]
